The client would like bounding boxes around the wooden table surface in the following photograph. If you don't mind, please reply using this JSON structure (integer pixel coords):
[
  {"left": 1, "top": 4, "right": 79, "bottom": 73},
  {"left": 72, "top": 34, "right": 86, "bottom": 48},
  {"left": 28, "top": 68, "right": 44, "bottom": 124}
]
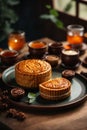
[{"left": 0, "top": 37, "right": 87, "bottom": 130}]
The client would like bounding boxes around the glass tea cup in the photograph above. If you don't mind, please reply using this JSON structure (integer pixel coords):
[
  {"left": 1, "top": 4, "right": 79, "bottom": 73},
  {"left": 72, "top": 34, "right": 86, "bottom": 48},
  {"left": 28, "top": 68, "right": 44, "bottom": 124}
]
[
  {"left": 67, "top": 24, "right": 84, "bottom": 49},
  {"left": 8, "top": 31, "right": 26, "bottom": 51}
]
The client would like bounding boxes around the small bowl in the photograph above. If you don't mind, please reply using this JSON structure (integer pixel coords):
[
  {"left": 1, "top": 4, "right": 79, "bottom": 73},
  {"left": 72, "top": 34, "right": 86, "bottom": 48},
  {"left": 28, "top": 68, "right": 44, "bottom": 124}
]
[
  {"left": 44, "top": 55, "right": 60, "bottom": 67},
  {"left": 61, "top": 49, "right": 79, "bottom": 67},
  {"left": 62, "top": 69, "right": 75, "bottom": 81},
  {"left": 10, "top": 87, "right": 25, "bottom": 100},
  {"left": 28, "top": 41, "right": 47, "bottom": 58},
  {"left": 48, "top": 42, "right": 63, "bottom": 56},
  {"left": 0, "top": 49, "right": 19, "bottom": 66}
]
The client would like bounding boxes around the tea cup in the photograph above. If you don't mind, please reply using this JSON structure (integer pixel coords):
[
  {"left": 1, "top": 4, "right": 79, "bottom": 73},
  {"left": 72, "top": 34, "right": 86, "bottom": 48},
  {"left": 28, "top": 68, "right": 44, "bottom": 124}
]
[
  {"left": 61, "top": 49, "right": 79, "bottom": 67},
  {"left": 0, "top": 49, "right": 19, "bottom": 66},
  {"left": 28, "top": 41, "right": 47, "bottom": 58}
]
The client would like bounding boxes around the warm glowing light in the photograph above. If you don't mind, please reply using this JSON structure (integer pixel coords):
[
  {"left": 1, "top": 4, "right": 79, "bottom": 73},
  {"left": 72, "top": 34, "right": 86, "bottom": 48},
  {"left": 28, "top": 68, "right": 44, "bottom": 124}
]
[
  {"left": 67, "top": 35, "right": 83, "bottom": 45},
  {"left": 67, "top": 25, "right": 84, "bottom": 48},
  {"left": 8, "top": 32, "right": 25, "bottom": 51},
  {"left": 14, "top": 39, "right": 18, "bottom": 43}
]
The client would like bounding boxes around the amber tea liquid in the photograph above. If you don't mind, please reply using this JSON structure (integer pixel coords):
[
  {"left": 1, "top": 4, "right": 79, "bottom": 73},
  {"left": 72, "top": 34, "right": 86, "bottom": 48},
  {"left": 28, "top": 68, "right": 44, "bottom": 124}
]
[
  {"left": 67, "top": 25, "right": 84, "bottom": 49},
  {"left": 67, "top": 35, "right": 83, "bottom": 45},
  {"left": 8, "top": 32, "right": 25, "bottom": 51}
]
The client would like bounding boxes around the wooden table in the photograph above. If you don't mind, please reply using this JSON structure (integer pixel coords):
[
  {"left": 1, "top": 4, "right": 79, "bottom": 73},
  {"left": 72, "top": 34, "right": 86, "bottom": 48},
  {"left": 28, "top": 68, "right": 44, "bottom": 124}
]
[{"left": 0, "top": 37, "right": 87, "bottom": 130}]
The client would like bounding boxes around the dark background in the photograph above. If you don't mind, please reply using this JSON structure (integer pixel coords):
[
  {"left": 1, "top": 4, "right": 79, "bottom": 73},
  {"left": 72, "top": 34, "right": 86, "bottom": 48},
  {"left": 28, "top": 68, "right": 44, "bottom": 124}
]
[
  {"left": 14, "top": 0, "right": 56, "bottom": 43},
  {"left": 14, "top": 0, "right": 44, "bottom": 42},
  {"left": 0, "top": 0, "right": 47, "bottom": 48},
  {"left": 1, "top": 0, "right": 87, "bottom": 48}
]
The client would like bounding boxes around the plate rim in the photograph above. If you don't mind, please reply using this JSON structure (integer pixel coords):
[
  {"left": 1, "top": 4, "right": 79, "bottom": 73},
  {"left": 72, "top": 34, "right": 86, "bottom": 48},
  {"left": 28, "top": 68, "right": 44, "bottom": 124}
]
[{"left": 2, "top": 65, "right": 87, "bottom": 111}]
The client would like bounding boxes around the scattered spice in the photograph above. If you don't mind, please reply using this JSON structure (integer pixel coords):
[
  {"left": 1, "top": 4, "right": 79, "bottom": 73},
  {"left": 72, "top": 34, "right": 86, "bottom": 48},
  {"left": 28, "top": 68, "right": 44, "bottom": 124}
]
[
  {"left": 6, "top": 108, "right": 26, "bottom": 121},
  {"left": 0, "top": 88, "right": 26, "bottom": 121}
]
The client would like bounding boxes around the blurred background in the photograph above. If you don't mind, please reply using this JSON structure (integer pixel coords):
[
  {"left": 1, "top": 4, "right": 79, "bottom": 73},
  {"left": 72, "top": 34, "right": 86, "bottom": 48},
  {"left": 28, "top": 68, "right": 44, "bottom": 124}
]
[
  {"left": 54, "top": 0, "right": 87, "bottom": 20},
  {"left": 0, "top": 0, "right": 87, "bottom": 48}
]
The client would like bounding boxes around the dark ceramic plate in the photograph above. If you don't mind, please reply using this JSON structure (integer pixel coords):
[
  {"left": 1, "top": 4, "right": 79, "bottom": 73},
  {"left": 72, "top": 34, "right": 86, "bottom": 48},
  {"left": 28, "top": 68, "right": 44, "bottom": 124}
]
[{"left": 2, "top": 66, "right": 87, "bottom": 111}]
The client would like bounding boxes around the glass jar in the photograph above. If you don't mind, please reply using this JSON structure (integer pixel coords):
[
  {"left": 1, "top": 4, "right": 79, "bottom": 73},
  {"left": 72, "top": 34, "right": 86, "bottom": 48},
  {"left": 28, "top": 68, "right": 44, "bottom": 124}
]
[
  {"left": 67, "top": 24, "right": 84, "bottom": 49},
  {"left": 8, "top": 31, "right": 26, "bottom": 51}
]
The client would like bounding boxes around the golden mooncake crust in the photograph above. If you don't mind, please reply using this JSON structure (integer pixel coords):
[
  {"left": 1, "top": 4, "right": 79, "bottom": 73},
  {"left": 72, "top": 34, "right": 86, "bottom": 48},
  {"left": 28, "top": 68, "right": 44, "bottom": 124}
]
[
  {"left": 15, "top": 59, "right": 52, "bottom": 88},
  {"left": 39, "top": 77, "right": 71, "bottom": 100}
]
